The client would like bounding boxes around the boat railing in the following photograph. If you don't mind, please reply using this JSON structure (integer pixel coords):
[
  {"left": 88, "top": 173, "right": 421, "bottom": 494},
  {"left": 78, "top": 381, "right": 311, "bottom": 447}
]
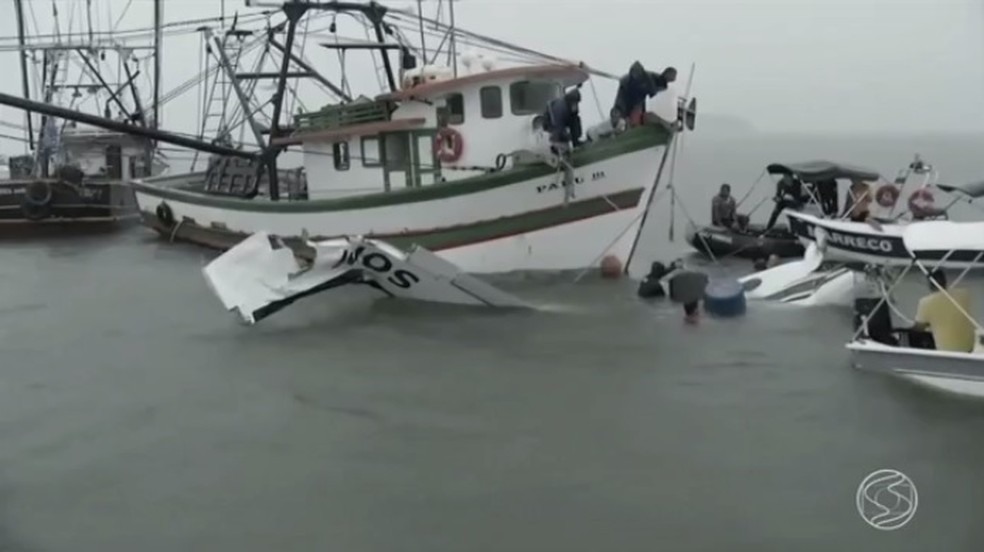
[{"left": 293, "top": 100, "right": 390, "bottom": 131}]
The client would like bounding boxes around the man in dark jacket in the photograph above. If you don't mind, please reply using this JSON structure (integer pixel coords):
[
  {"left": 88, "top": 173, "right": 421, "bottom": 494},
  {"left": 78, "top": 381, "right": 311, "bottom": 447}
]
[
  {"left": 541, "top": 89, "right": 583, "bottom": 201},
  {"left": 612, "top": 61, "right": 677, "bottom": 128},
  {"left": 765, "top": 174, "right": 806, "bottom": 230},
  {"left": 543, "top": 88, "right": 583, "bottom": 147},
  {"left": 637, "top": 261, "right": 670, "bottom": 299}
]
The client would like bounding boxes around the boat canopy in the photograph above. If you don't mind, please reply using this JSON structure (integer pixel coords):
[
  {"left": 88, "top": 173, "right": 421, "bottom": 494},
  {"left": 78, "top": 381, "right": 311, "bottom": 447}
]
[
  {"left": 765, "top": 160, "right": 881, "bottom": 183},
  {"left": 902, "top": 221, "right": 984, "bottom": 255},
  {"left": 936, "top": 179, "right": 984, "bottom": 199}
]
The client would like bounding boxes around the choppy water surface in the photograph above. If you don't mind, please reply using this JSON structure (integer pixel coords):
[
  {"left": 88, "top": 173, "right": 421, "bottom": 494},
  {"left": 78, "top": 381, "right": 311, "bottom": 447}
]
[{"left": 4, "top": 134, "right": 984, "bottom": 551}]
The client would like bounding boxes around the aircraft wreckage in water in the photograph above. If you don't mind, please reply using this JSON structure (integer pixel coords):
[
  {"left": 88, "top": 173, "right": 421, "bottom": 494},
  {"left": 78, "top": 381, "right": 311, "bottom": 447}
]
[{"left": 203, "top": 231, "right": 533, "bottom": 324}]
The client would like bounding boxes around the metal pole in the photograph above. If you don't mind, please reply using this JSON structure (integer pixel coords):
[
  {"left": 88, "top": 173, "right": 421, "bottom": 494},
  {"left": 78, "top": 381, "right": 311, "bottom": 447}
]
[
  {"left": 367, "top": 3, "right": 397, "bottom": 92},
  {"left": 13, "top": 0, "right": 34, "bottom": 150},
  {"left": 77, "top": 49, "right": 135, "bottom": 123},
  {"left": 268, "top": 38, "right": 351, "bottom": 101},
  {"left": 448, "top": 0, "right": 457, "bottom": 77},
  {"left": 153, "top": 0, "right": 163, "bottom": 130},
  {"left": 0, "top": 91, "right": 257, "bottom": 159},
  {"left": 416, "top": 0, "right": 427, "bottom": 61},
  {"left": 265, "top": 3, "right": 309, "bottom": 201},
  {"left": 211, "top": 33, "right": 266, "bottom": 149},
  {"left": 623, "top": 132, "right": 676, "bottom": 274}
]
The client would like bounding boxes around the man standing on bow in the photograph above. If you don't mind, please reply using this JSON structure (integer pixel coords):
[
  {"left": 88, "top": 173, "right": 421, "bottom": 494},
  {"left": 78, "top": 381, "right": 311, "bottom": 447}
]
[{"left": 612, "top": 61, "right": 677, "bottom": 129}]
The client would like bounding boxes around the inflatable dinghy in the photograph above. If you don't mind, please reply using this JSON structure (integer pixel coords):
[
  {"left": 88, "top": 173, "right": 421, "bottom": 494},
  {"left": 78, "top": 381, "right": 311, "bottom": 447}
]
[{"left": 686, "top": 223, "right": 805, "bottom": 260}]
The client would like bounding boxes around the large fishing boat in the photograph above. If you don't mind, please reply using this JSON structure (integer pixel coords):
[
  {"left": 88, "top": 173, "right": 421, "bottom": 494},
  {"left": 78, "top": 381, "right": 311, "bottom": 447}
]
[
  {"left": 0, "top": 0, "right": 167, "bottom": 236},
  {"left": 124, "top": 0, "right": 695, "bottom": 274}
]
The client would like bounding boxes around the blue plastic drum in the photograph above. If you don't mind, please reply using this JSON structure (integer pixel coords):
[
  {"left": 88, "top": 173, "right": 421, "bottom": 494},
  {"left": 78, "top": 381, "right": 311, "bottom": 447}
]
[{"left": 703, "top": 278, "right": 747, "bottom": 317}]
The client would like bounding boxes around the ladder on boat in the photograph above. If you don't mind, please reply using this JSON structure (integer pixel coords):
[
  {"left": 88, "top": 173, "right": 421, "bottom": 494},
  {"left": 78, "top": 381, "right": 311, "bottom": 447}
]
[{"left": 200, "top": 31, "right": 249, "bottom": 148}]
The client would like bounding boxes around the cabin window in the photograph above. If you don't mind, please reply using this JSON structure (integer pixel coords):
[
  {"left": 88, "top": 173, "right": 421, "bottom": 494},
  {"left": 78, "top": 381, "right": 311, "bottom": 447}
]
[
  {"left": 361, "top": 136, "right": 381, "bottom": 167},
  {"left": 480, "top": 86, "right": 503, "bottom": 119},
  {"left": 445, "top": 93, "right": 464, "bottom": 125},
  {"left": 333, "top": 141, "right": 350, "bottom": 171},
  {"left": 383, "top": 133, "right": 410, "bottom": 168},
  {"left": 509, "top": 80, "right": 562, "bottom": 115}
]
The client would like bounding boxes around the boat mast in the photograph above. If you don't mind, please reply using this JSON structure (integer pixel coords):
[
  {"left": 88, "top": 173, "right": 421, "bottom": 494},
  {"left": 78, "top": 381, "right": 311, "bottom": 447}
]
[
  {"left": 448, "top": 0, "right": 457, "bottom": 77},
  {"left": 153, "top": 0, "right": 163, "bottom": 130},
  {"left": 13, "top": 0, "right": 34, "bottom": 150}
]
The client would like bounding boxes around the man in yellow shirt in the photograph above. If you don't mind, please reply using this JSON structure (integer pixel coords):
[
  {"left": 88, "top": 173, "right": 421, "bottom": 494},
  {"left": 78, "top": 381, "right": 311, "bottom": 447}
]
[{"left": 912, "top": 269, "right": 975, "bottom": 352}]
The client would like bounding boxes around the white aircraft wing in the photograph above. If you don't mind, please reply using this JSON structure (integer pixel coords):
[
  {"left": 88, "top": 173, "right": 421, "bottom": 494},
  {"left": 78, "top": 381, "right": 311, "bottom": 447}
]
[{"left": 203, "top": 232, "right": 531, "bottom": 324}]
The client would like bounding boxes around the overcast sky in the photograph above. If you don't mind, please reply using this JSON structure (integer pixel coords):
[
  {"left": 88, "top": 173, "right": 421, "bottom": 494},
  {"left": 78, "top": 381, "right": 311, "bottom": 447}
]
[{"left": 0, "top": 0, "right": 982, "bottom": 154}]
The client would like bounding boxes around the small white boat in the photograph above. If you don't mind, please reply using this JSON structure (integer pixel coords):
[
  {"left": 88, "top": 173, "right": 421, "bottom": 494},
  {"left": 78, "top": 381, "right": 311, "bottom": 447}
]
[
  {"left": 847, "top": 220, "right": 984, "bottom": 398},
  {"left": 740, "top": 160, "right": 984, "bottom": 306}
]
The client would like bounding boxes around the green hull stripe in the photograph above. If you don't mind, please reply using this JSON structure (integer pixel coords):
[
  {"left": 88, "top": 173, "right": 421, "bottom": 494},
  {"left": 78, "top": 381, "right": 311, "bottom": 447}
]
[
  {"left": 145, "top": 188, "right": 644, "bottom": 252},
  {"left": 381, "top": 188, "right": 643, "bottom": 250},
  {"left": 133, "top": 124, "right": 670, "bottom": 213}
]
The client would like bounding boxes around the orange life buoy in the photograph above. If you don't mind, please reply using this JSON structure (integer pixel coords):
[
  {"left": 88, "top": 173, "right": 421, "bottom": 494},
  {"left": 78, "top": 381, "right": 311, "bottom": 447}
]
[
  {"left": 908, "top": 188, "right": 940, "bottom": 219},
  {"left": 874, "top": 184, "right": 900, "bottom": 208},
  {"left": 434, "top": 127, "right": 463, "bottom": 163}
]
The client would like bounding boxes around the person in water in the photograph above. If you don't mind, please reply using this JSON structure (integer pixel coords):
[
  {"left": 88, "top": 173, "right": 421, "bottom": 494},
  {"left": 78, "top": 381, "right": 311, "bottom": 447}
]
[
  {"left": 843, "top": 180, "right": 873, "bottom": 222},
  {"left": 612, "top": 61, "right": 677, "bottom": 129},
  {"left": 765, "top": 174, "right": 806, "bottom": 230},
  {"left": 711, "top": 183, "right": 737, "bottom": 228},
  {"left": 912, "top": 269, "right": 975, "bottom": 352},
  {"left": 667, "top": 265, "right": 708, "bottom": 325},
  {"left": 637, "top": 261, "right": 670, "bottom": 298}
]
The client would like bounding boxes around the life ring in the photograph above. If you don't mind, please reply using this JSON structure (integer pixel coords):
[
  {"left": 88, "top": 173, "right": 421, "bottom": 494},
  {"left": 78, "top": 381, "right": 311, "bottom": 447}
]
[
  {"left": 156, "top": 201, "right": 175, "bottom": 227},
  {"left": 20, "top": 198, "right": 51, "bottom": 221},
  {"left": 24, "top": 180, "right": 52, "bottom": 207},
  {"left": 434, "top": 127, "right": 464, "bottom": 163},
  {"left": 908, "top": 188, "right": 942, "bottom": 219},
  {"left": 874, "top": 185, "right": 900, "bottom": 208}
]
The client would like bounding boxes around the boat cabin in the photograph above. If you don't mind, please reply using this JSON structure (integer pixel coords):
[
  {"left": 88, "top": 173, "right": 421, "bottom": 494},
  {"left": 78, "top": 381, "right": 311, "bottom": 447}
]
[
  {"left": 54, "top": 125, "right": 157, "bottom": 182},
  {"left": 274, "top": 61, "right": 589, "bottom": 200}
]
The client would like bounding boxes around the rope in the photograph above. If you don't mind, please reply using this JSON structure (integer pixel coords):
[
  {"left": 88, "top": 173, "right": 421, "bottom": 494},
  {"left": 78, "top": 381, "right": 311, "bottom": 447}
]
[
  {"left": 588, "top": 78, "right": 604, "bottom": 122},
  {"left": 734, "top": 169, "right": 766, "bottom": 209},
  {"left": 572, "top": 185, "right": 673, "bottom": 283},
  {"left": 168, "top": 218, "right": 184, "bottom": 243}
]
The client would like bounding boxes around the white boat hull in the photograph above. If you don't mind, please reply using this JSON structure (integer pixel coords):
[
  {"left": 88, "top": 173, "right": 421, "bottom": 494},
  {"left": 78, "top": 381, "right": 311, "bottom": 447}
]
[
  {"left": 847, "top": 340, "right": 984, "bottom": 398},
  {"left": 786, "top": 212, "right": 910, "bottom": 265},
  {"left": 132, "top": 127, "right": 669, "bottom": 274}
]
